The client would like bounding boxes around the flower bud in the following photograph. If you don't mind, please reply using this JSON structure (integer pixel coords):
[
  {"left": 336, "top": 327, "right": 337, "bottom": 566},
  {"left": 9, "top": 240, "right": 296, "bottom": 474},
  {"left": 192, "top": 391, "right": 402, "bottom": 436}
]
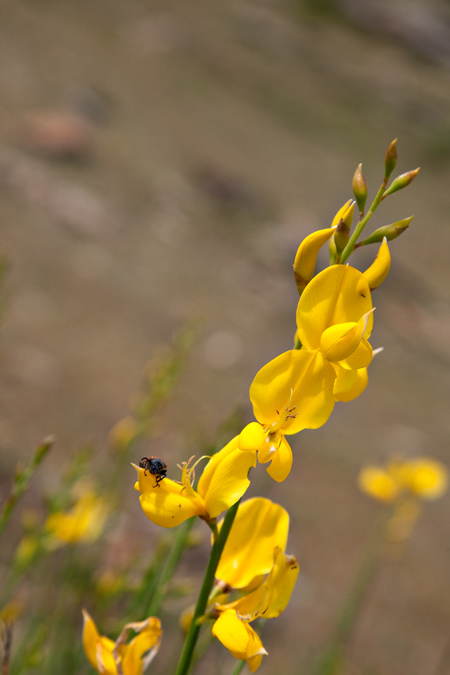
[
  {"left": 358, "top": 216, "right": 413, "bottom": 246},
  {"left": 293, "top": 226, "right": 335, "bottom": 294},
  {"left": 353, "top": 164, "right": 367, "bottom": 214},
  {"left": 362, "top": 238, "right": 391, "bottom": 290},
  {"left": 384, "top": 168, "right": 420, "bottom": 198},
  {"left": 384, "top": 138, "right": 398, "bottom": 181},
  {"left": 333, "top": 201, "right": 354, "bottom": 259}
]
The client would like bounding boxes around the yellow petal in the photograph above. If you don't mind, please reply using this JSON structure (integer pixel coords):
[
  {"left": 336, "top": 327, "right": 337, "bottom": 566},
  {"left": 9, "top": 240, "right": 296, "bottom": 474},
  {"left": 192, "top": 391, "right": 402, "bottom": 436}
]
[
  {"left": 218, "top": 548, "right": 299, "bottom": 620},
  {"left": 197, "top": 438, "right": 256, "bottom": 519},
  {"left": 82, "top": 610, "right": 117, "bottom": 675},
  {"left": 358, "top": 467, "right": 399, "bottom": 502},
  {"left": 261, "top": 434, "right": 293, "bottom": 483},
  {"left": 319, "top": 310, "right": 373, "bottom": 364},
  {"left": 297, "top": 266, "right": 372, "bottom": 350},
  {"left": 399, "top": 459, "right": 448, "bottom": 500},
  {"left": 250, "top": 350, "right": 336, "bottom": 434},
  {"left": 212, "top": 610, "right": 267, "bottom": 672},
  {"left": 293, "top": 227, "right": 336, "bottom": 293},
  {"left": 363, "top": 238, "right": 391, "bottom": 290},
  {"left": 331, "top": 200, "right": 353, "bottom": 227},
  {"left": 121, "top": 618, "right": 162, "bottom": 675},
  {"left": 134, "top": 465, "right": 206, "bottom": 528},
  {"left": 238, "top": 423, "right": 266, "bottom": 451},
  {"left": 338, "top": 338, "right": 373, "bottom": 370},
  {"left": 333, "top": 366, "right": 368, "bottom": 402},
  {"left": 216, "top": 498, "right": 289, "bottom": 589}
]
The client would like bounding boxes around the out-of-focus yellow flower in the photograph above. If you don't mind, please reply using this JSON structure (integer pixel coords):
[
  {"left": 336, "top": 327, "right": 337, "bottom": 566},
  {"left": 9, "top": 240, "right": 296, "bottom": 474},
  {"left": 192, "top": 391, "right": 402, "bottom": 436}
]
[
  {"left": 215, "top": 497, "right": 289, "bottom": 590},
  {"left": 212, "top": 547, "right": 299, "bottom": 672},
  {"left": 359, "top": 457, "right": 448, "bottom": 503},
  {"left": 134, "top": 438, "right": 256, "bottom": 528},
  {"left": 82, "top": 610, "right": 161, "bottom": 675},
  {"left": 14, "top": 534, "right": 39, "bottom": 568},
  {"left": 110, "top": 416, "right": 138, "bottom": 451},
  {"left": 45, "top": 484, "right": 110, "bottom": 547}
]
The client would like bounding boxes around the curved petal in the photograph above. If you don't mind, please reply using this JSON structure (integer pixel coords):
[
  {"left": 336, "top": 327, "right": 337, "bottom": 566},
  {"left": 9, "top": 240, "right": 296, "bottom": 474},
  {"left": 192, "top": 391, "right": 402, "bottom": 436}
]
[
  {"left": 197, "top": 439, "right": 256, "bottom": 519},
  {"left": 363, "top": 238, "right": 391, "bottom": 290},
  {"left": 218, "top": 548, "right": 299, "bottom": 620},
  {"left": 333, "top": 367, "right": 368, "bottom": 402},
  {"left": 121, "top": 618, "right": 162, "bottom": 675},
  {"left": 293, "top": 226, "right": 336, "bottom": 293},
  {"left": 212, "top": 610, "right": 267, "bottom": 672},
  {"left": 82, "top": 610, "right": 117, "bottom": 675},
  {"left": 264, "top": 435, "right": 293, "bottom": 483},
  {"left": 297, "top": 266, "right": 373, "bottom": 349},
  {"left": 338, "top": 338, "right": 373, "bottom": 370},
  {"left": 250, "top": 350, "right": 336, "bottom": 434},
  {"left": 215, "top": 498, "right": 289, "bottom": 589},
  {"left": 238, "top": 423, "right": 266, "bottom": 451},
  {"left": 134, "top": 466, "right": 206, "bottom": 528}
]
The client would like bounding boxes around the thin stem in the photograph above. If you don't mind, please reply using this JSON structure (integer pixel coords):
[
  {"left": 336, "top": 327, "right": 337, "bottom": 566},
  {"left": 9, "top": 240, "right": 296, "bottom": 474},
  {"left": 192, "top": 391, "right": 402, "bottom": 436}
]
[
  {"left": 231, "top": 659, "right": 246, "bottom": 675},
  {"left": 339, "top": 181, "right": 387, "bottom": 265},
  {"left": 0, "top": 437, "right": 53, "bottom": 542},
  {"left": 175, "top": 500, "right": 241, "bottom": 675}
]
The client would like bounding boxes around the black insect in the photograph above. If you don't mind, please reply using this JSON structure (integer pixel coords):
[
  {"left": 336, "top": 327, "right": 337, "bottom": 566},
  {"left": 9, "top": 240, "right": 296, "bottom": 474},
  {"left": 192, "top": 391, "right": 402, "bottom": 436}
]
[{"left": 139, "top": 456, "right": 167, "bottom": 488}]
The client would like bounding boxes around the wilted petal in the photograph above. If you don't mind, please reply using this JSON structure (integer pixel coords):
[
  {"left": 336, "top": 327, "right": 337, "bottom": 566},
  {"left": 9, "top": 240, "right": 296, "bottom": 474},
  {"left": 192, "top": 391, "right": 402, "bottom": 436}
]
[
  {"left": 82, "top": 609, "right": 117, "bottom": 675},
  {"left": 120, "top": 618, "right": 162, "bottom": 675}
]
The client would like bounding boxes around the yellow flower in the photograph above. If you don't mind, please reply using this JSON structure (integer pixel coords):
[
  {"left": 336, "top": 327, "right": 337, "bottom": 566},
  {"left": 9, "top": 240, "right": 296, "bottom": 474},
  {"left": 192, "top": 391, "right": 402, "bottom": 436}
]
[
  {"left": 134, "top": 437, "right": 256, "bottom": 528},
  {"left": 249, "top": 350, "right": 336, "bottom": 481},
  {"left": 359, "top": 457, "right": 448, "bottom": 503},
  {"left": 215, "top": 497, "right": 290, "bottom": 590},
  {"left": 213, "top": 547, "right": 299, "bottom": 672},
  {"left": 45, "top": 484, "right": 110, "bottom": 547},
  {"left": 82, "top": 610, "right": 161, "bottom": 675}
]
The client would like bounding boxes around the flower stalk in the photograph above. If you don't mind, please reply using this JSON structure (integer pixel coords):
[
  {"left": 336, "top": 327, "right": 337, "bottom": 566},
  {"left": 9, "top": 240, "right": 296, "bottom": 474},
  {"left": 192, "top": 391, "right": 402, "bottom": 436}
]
[{"left": 175, "top": 500, "right": 241, "bottom": 675}]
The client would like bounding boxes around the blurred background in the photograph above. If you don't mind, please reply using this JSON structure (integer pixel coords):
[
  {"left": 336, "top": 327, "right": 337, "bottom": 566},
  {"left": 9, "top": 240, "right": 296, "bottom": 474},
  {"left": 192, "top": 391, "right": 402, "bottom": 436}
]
[{"left": 1, "top": 1, "right": 450, "bottom": 674}]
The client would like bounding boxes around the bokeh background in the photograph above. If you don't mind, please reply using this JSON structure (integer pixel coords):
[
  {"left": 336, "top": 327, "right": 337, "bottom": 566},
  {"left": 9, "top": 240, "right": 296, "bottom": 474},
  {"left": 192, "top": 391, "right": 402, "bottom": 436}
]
[{"left": 1, "top": 1, "right": 450, "bottom": 674}]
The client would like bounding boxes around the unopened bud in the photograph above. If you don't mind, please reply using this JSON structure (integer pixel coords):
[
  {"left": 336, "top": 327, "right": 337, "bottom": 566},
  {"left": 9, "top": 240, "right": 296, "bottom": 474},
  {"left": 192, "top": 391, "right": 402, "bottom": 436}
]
[
  {"left": 384, "top": 139, "right": 398, "bottom": 181},
  {"left": 363, "top": 238, "right": 391, "bottom": 290},
  {"left": 384, "top": 168, "right": 420, "bottom": 198},
  {"left": 358, "top": 217, "right": 413, "bottom": 246},
  {"left": 329, "top": 234, "right": 337, "bottom": 264},
  {"left": 353, "top": 164, "right": 367, "bottom": 214},
  {"left": 334, "top": 201, "right": 354, "bottom": 258},
  {"left": 293, "top": 226, "right": 335, "bottom": 294}
]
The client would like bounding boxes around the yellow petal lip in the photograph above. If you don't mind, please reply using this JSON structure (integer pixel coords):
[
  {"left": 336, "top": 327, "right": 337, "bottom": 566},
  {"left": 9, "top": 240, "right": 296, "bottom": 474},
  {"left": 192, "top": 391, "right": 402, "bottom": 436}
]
[
  {"left": 293, "top": 226, "right": 336, "bottom": 293},
  {"left": 363, "top": 238, "right": 391, "bottom": 290},
  {"left": 331, "top": 199, "right": 353, "bottom": 227},
  {"left": 215, "top": 498, "right": 289, "bottom": 589},
  {"left": 238, "top": 423, "right": 266, "bottom": 451},
  {"left": 82, "top": 609, "right": 117, "bottom": 675},
  {"left": 212, "top": 610, "right": 267, "bottom": 672},
  {"left": 263, "top": 435, "right": 293, "bottom": 483},
  {"left": 297, "top": 265, "right": 373, "bottom": 351},
  {"left": 333, "top": 366, "right": 368, "bottom": 402}
]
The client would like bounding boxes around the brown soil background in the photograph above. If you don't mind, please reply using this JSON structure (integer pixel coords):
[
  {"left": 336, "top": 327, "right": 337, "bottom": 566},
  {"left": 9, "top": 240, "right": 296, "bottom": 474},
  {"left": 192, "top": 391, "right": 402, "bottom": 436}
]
[{"left": 1, "top": 1, "right": 450, "bottom": 674}]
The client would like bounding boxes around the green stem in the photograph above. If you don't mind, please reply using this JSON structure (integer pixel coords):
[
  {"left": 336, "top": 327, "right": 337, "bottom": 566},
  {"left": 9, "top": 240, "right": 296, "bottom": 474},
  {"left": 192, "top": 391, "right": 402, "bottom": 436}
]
[
  {"left": 175, "top": 500, "right": 241, "bottom": 675},
  {"left": 339, "top": 181, "right": 387, "bottom": 265},
  {"left": 0, "top": 438, "right": 53, "bottom": 542},
  {"left": 231, "top": 660, "right": 246, "bottom": 675}
]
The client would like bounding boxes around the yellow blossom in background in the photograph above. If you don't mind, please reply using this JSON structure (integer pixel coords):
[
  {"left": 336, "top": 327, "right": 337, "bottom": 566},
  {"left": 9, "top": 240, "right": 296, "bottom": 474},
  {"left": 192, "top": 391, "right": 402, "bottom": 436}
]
[
  {"left": 82, "top": 610, "right": 161, "bottom": 675},
  {"left": 134, "top": 437, "right": 256, "bottom": 528},
  {"left": 45, "top": 482, "right": 110, "bottom": 547},
  {"left": 359, "top": 457, "right": 448, "bottom": 503}
]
